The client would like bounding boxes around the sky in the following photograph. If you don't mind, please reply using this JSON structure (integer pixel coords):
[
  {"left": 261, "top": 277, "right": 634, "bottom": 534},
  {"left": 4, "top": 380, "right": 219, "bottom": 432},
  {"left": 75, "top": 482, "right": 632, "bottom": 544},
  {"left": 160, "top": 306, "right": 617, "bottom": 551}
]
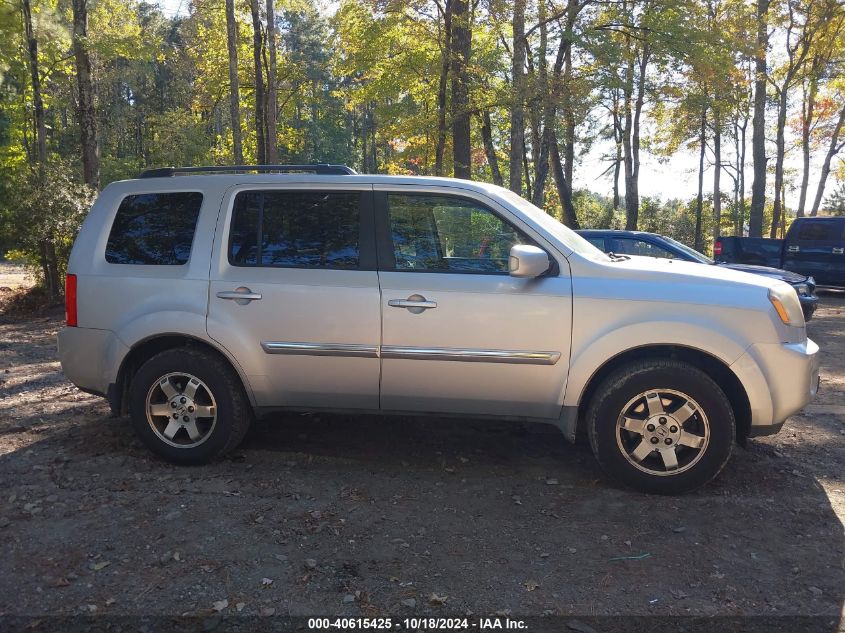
[{"left": 153, "top": 0, "right": 832, "bottom": 210}]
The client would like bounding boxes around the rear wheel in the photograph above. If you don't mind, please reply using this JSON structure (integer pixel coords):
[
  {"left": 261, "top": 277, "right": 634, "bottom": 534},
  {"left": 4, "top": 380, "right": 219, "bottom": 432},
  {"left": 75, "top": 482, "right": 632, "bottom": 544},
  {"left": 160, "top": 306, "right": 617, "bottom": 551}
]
[
  {"left": 587, "top": 359, "right": 735, "bottom": 494},
  {"left": 129, "top": 348, "right": 252, "bottom": 464}
]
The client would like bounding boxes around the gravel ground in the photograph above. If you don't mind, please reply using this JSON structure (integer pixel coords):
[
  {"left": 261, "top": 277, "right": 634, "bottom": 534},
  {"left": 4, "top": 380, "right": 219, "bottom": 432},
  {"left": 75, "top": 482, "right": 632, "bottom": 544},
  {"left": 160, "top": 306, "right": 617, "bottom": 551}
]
[{"left": 0, "top": 278, "right": 843, "bottom": 623}]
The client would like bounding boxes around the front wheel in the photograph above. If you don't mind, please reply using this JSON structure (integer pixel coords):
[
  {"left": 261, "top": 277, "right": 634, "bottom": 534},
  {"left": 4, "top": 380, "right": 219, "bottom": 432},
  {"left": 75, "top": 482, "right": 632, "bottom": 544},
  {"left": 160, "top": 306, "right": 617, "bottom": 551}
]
[
  {"left": 128, "top": 348, "right": 252, "bottom": 464},
  {"left": 587, "top": 359, "right": 735, "bottom": 494}
]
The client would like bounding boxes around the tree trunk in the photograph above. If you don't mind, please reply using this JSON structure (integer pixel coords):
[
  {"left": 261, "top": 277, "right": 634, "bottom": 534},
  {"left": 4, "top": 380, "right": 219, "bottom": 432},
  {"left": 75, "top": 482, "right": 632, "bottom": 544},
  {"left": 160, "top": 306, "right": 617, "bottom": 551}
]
[
  {"left": 264, "top": 0, "right": 278, "bottom": 162},
  {"left": 810, "top": 103, "right": 845, "bottom": 215},
  {"left": 250, "top": 0, "right": 266, "bottom": 164},
  {"left": 226, "top": 0, "right": 244, "bottom": 164},
  {"left": 508, "top": 0, "right": 526, "bottom": 193},
  {"left": 479, "top": 109, "right": 503, "bottom": 186},
  {"left": 435, "top": 0, "right": 452, "bottom": 176},
  {"left": 549, "top": 130, "right": 579, "bottom": 229},
  {"left": 450, "top": 0, "right": 472, "bottom": 179},
  {"left": 769, "top": 87, "right": 788, "bottom": 238},
  {"left": 612, "top": 90, "right": 622, "bottom": 209},
  {"left": 739, "top": 115, "right": 747, "bottom": 233},
  {"left": 72, "top": 0, "right": 99, "bottom": 188},
  {"left": 22, "top": 0, "right": 46, "bottom": 170},
  {"left": 695, "top": 105, "right": 706, "bottom": 252},
  {"left": 749, "top": 0, "right": 769, "bottom": 237},
  {"left": 531, "top": 0, "right": 555, "bottom": 209},
  {"left": 797, "top": 77, "right": 817, "bottom": 217},
  {"left": 712, "top": 113, "right": 721, "bottom": 243},
  {"left": 622, "top": 43, "right": 649, "bottom": 230}
]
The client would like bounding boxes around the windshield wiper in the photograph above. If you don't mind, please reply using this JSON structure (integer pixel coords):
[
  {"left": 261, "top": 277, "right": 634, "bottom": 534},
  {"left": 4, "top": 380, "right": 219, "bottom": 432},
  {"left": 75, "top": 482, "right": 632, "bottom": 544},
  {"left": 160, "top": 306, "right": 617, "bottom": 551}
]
[{"left": 607, "top": 252, "right": 631, "bottom": 261}]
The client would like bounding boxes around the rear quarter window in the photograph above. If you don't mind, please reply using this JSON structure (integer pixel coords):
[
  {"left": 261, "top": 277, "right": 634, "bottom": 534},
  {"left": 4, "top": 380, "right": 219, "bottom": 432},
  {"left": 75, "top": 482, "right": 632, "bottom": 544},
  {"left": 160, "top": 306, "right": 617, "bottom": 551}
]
[{"left": 106, "top": 192, "right": 203, "bottom": 265}]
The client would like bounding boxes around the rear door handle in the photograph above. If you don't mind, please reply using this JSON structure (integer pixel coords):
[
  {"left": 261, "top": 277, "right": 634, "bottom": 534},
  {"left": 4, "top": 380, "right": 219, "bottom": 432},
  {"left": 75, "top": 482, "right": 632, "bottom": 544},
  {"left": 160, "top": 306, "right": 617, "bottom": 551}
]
[
  {"left": 217, "top": 287, "right": 262, "bottom": 304},
  {"left": 388, "top": 294, "right": 437, "bottom": 313},
  {"left": 787, "top": 245, "right": 800, "bottom": 253}
]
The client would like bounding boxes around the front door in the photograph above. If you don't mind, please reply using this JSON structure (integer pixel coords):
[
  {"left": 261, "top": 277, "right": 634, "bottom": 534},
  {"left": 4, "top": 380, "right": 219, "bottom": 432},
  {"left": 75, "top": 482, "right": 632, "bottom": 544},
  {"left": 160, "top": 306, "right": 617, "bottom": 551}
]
[
  {"left": 375, "top": 187, "right": 572, "bottom": 419},
  {"left": 207, "top": 183, "right": 381, "bottom": 410}
]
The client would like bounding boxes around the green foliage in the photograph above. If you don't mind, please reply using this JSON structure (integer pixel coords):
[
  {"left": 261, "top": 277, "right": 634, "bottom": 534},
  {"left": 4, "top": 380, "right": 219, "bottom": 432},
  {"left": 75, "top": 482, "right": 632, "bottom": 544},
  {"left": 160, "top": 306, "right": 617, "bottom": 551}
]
[
  {"left": 0, "top": 0, "right": 843, "bottom": 287},
  {"left": 0, "top": 162, "right": 95, "bottom": 287},
  {"left": 823, "top": 180, "right": 845, "bottom": 216}
]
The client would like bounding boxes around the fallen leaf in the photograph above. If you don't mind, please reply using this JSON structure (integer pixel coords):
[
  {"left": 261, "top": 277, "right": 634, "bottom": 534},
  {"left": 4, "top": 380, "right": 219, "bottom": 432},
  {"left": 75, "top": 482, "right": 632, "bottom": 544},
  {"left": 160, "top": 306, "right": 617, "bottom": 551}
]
[
  {"left": 524, "top": 580, "right": 540, "bottom": 592},
  {"left": 429, "top": 594, "right": 449, "bottom": 605},
  {"left": 212, "top": 599, "right": 228, "bottom": 612}
]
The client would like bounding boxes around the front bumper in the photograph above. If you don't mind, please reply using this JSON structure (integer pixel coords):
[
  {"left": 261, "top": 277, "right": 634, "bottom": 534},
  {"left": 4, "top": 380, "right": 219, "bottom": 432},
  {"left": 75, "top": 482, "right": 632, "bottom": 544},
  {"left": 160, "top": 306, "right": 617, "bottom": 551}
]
[
  {"left": 798, "top": 293, "right": 818, "bottom": 321},
  {"left": 732, "top": 338, "right": 819, "bottom": 434}
]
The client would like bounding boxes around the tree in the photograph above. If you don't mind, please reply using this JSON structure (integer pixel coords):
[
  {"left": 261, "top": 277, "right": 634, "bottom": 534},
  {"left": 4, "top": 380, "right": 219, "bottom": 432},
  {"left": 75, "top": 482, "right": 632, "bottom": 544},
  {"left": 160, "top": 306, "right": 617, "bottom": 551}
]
[
  {"left": 450, "top": 0, "right": 472, "bottom": 179},
  {"left": 265, "top": 0, "right": 279, "bottom": 163},
  {"left": 72, "top": 0, "right": 100, "bottom": 188},
  {"left": 748, "top": 0, "right": 769, "bottom": 237},
  {"left": 810, "top": 101, "right": 845, "bottom": 216},
  {"left": 508, "top": 0, "right": 526, "bottom": 193},
  {"left": 226, "top": 0, "right": 244, "bottom": 164},
  {"left": 250, "top": 0, "right": 266, "bottom": 163}
]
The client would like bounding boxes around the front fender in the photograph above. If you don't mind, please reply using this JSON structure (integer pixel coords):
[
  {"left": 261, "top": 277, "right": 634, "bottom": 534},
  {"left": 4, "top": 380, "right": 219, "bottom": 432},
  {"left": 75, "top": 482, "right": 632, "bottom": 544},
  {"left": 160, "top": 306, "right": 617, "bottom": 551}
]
[{"left": 565, "top": 319, "right": 745, "bottom": 403}]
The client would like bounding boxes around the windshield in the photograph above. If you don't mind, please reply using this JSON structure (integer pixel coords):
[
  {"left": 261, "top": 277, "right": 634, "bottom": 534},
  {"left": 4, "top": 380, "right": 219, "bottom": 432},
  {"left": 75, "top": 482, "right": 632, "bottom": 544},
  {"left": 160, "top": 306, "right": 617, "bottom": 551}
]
[
  {"left": 662, "top": 236, "right": 714, "bottom": 264},
  {"left": 497, "top": 189, "right": 610, "bottom": 261}
]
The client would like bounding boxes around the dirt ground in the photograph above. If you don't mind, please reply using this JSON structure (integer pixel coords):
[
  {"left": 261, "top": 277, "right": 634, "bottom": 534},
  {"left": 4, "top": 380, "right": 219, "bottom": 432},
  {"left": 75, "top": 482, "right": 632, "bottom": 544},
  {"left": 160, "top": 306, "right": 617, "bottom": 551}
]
[{"left": 0, "top": 265, "right": 843, "bottom": 625}]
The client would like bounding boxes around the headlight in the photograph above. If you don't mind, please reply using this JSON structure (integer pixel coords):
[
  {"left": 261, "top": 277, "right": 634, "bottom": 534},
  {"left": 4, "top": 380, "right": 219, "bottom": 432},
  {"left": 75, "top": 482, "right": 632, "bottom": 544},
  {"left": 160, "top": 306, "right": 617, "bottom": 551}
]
[
  {"left": 769, "top": 285, "right": 805, "bottom": 327},
  {"left": 794, "top": 283, "right": 809, "bottom": 296}
]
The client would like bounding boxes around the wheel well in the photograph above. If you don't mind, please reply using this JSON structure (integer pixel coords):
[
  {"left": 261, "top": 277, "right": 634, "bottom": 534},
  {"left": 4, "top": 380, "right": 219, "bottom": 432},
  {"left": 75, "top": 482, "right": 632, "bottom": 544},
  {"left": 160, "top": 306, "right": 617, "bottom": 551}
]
[
  {"left": 111, "top": 335, "right": 249, "bottom": 416},
  {"left": 576, "top": 345, "right": 752, "bottom": 442}
]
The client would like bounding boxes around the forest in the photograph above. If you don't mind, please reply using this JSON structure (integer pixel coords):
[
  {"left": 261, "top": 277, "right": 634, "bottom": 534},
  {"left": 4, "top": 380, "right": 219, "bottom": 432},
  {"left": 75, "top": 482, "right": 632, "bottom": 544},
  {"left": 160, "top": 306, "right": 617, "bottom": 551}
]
[{"left": 0, "top": 0, "right": 844, "bottom": 297}]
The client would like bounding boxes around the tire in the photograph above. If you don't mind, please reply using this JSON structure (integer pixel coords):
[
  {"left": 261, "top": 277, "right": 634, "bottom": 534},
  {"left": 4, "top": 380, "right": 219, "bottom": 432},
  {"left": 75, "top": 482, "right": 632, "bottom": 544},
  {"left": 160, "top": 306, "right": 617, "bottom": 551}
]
[
  {"left": 586, "top": 359, "right": 735, "bottom": 494},
  {"left": 128, "top": 348, "right": 252, "bottom": 464}
]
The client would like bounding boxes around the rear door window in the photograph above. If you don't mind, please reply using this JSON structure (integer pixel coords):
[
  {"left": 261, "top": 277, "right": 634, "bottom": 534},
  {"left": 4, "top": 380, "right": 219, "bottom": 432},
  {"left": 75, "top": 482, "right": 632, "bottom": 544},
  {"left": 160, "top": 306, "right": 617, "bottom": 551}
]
[
  {"left": 229, "top": 190, "right": 361, "bottom": 269},
  {"left": 612, "top": 238, "right": 676, "bottom": 259},
  {"left": 794, "top": 220, "right": 843, "bottom": 242},
  {"left": 106, "top": 192, "right": 203, "bottom": 265}
]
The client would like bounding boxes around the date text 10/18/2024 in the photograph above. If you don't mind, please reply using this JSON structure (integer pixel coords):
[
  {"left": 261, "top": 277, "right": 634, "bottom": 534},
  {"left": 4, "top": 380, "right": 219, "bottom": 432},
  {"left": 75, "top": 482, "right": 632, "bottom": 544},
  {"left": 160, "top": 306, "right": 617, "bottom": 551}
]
[{"left": 307, "top": 618, "right": 529, "bottom": 630}]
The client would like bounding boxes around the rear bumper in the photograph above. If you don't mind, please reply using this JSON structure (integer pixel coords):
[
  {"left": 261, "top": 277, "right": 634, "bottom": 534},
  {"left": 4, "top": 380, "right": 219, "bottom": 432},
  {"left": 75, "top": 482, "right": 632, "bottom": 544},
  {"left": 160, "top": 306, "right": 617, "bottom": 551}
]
[
  {"left": 732, "top": 338, "right": 819, "bottom": 434},
  {"left": 57, "top": 327, "right": 127, "bottom": 396}
]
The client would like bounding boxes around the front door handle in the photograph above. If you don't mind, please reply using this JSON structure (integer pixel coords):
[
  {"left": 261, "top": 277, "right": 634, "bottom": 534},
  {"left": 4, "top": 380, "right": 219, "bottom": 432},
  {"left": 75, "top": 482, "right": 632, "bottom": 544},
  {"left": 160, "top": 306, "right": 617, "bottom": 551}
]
[
  {"left": 217, "top": 287, "right": 262, "bottom": 305},
  {"left": 834, "top": 247, "right": 844, "bottom": 255},
  {"left": 787, "top": 245, "right": 800, "bottom": 253},
  {"left": 388, "top": 294, "right": 437, "bottom": 314}
]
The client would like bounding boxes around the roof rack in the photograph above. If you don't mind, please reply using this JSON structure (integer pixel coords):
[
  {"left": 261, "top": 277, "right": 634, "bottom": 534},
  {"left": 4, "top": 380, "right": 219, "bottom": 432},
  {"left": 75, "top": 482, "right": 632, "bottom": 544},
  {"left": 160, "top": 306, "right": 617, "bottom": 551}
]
[{"left": 139, "top": 164, "right": 357, "bottom": 178}]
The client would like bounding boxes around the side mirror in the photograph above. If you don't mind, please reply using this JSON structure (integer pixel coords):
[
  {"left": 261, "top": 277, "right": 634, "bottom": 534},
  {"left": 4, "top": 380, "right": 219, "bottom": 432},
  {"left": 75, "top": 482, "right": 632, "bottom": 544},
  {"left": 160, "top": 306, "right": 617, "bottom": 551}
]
[{"left": 509, "top": 244, "right": 550, "bottom": 278}]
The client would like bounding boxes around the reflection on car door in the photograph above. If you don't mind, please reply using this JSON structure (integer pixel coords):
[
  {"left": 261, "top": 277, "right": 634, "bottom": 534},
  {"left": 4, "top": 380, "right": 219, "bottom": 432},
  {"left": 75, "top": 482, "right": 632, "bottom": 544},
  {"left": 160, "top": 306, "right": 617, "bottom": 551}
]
[
  {"left": 207, "top": 184, "right": 381, "bottom": 410},
  {"left": 375, "top": 186, "right": 572, "bottom": 419}
]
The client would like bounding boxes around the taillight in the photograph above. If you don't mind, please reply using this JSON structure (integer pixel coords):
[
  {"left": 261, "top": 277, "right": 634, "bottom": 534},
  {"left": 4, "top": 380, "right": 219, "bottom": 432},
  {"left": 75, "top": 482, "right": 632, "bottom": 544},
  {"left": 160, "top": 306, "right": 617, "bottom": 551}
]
[
  {"left": 713, "top": 241, "right": 722, "bottom": 256},
  {"left": 65, "top": 274, "right": 77, "bottom": 327}
]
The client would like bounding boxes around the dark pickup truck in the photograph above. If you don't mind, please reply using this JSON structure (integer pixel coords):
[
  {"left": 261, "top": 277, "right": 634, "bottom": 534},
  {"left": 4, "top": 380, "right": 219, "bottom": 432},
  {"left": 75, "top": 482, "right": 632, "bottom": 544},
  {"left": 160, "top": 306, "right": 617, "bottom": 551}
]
[{"left": 716, "top": 216, "right": 845, "bottom": 288}]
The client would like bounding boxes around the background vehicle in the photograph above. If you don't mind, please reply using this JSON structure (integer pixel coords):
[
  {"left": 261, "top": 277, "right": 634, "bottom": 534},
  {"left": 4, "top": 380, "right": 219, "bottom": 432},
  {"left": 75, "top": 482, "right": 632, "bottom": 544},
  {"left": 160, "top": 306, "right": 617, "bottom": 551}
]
[
  {"left": 715, "top": 217, "right": 845, "bottom": 288},
  {"left": 58, "top": 165, "right": 819, "bottom": 495},
  {"left": 579, "top": 229, "right": 818, "bottom": 320}
]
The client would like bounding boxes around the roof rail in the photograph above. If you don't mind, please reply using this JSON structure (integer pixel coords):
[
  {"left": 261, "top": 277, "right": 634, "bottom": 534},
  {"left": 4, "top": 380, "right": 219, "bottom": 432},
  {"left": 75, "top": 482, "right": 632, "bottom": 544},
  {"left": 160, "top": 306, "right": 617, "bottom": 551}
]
[{"left": 138, "top": 164, "right": 357, "bottom": 178}]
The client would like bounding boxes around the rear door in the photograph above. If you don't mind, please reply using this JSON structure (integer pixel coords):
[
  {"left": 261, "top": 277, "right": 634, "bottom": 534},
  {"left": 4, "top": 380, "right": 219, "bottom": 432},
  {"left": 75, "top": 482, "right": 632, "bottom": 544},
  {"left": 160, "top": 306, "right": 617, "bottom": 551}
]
[
  {"left": 207, "top": 183, "right": 381, "bottom": 410},
  {"left": 374, "top": 186, "right": 572, "bottom": 419},
  {"left": 783, "top": 219, "right": 845, "bottom": 285}
]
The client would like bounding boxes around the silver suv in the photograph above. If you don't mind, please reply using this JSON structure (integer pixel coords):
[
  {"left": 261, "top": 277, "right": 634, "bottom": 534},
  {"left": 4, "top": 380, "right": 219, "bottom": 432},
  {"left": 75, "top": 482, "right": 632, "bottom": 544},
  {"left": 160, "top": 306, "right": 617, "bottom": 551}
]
[{"left": 58, "top": 164, "right": 820, "bottom": 494}]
